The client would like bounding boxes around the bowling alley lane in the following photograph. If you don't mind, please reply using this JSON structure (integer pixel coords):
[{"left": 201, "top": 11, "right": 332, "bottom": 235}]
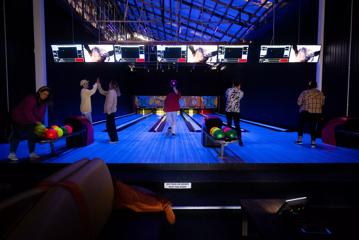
[{"left": 42, "top": 113, "right": 233, "bottom": 164}]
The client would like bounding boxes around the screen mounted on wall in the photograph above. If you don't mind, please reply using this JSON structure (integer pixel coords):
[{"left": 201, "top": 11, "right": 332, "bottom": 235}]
[
  {"left": 218, "top": 45, "right": 249, "bottom": 63},
  {"left": 83, "top": 44, "right": 115, "bottom": 62},
  {"left": 51, "top": 44, "right": 84, "bottom": 63},
  {"left": 187, "top": 45, "right": 218, "bottom": 63},
  {"left": 157, "top": 45, "right": 187, "bottom": 63},
  {"left": 289, "top": 45, "right": 321, "bottom": 63},
  {"left": 114, "top": 45, "right": 145, "bottom": 62},
  {"left": 259, "top": 45, "right": 291, "bottom": 63}
]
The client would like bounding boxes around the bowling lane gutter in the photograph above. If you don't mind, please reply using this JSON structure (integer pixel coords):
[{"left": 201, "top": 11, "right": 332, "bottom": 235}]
[
  {"left": 180, "top": 113, "right": 195, "bottom": 132},
  {"left": 115, "top": 113, "right": 153, "bottom": 131},
  {"left": 149, "top": 114, "right": 166, "bottom": 132}
]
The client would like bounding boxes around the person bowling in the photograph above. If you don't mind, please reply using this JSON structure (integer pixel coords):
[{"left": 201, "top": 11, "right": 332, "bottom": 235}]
[{"left": 164, "top": 80, "right": 181, "bottom": 137}]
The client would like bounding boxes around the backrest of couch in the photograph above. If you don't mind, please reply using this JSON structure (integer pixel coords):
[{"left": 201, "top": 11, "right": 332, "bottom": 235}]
[
  {"left": 6, "top": 187, "right": 83, "bottom": 240},
  {"left": 2, "top": 158, "right": 114, "bottom": 240},
  {"left": 63, "top": 158, "right": 114, "bottom": 238},
  {"left": 0, "top": 158, "right": 89, "bottom": 239}
]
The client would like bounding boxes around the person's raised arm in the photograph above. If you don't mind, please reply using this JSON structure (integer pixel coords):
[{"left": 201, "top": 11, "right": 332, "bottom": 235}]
[
  {"left": 88, "top": 82, "right": 97, "bottom": 96},
  {"left": 96, "top": 78, "right": 108, "bottom": 95}
]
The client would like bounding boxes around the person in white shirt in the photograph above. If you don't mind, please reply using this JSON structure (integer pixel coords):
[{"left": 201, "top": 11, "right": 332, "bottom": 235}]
[
  {"left": 97, "top": 78, "right": 121, "bottom": 143},
  {"left": 225, "top": 79, "right": 244, "bottom": 146},
  {"left": 80, "top": 79, "right": 97, "bottom": 123}
]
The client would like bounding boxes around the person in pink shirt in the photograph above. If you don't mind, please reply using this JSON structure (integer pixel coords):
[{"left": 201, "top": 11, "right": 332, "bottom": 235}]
[
  {"left": 164, "top": 80, "right": 181, "bottom": 136},
  {"left": 8, "top": 86, "right": 51, "bottom": 161}
]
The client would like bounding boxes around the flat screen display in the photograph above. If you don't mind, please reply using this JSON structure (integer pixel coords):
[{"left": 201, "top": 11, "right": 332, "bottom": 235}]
[
  {"left": 114, "top": 45, "right": 145, "bottom": 62},
  {"left": 83, "top": 44, "right": 115, "bottom": 62},
  {"left": 218, "top": 45, "right": 249, "bottom": 63},
  {"left": 157, "top": 45, "right": 187, "bottom": 63},
  {"left": 259, "top": 45, "right": 291, "bottom": 63},
  {"left": 187, "top": 45, "right": 218, "bottom": 63},
  {"left": 51, "top": 44, "right": 84, "bottom": 63},
  {"left": 289, "top": 45, "right": 321, "bottom": 63}
]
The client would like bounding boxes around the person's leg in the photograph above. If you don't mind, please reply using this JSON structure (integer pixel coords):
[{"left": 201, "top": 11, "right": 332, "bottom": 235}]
[
  {"left": 8, "top": 123, "right": 22, "bottom": 160},
  {"left": 296, "top": 111, "right": 307, "bottom": 143},
  {"left": 226, "top": 112, "right": 233, "bottom": 128},
  {"left": 170, "top": 112, "right": 177, "bottom": 134},
  {"left": 107, "top": 113, "right": 118, "bottom": 142},
  {"left": 166, "top": 112, "right": 173, "bottom": 136},
  {"left": 83, "top": 112, "right": 92, "bottom": 124},
  {"left": 233, "top": 112, "right": 243, "bottom": 145},
  {"left": 26, "top": 124, "right": 38, "bottom": 154},
  {"left": 309, "top": 113, "right": 319, "bottom": 147}
]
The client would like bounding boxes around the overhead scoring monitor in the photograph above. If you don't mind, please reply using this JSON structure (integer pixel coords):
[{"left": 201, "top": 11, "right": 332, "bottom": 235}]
[
  {"left": 157, "top": 45, "right": 187, "bottom": 63},
  {"left": 259, "top": 45, "right": 291, "bottom": 63},
  {"left": 218, "top": 45, "right": 249, "bottom": 63},
  {"left": 289, "top": 45, "right": 321, "bottom": 63},
  {"left": 114, "top": 45, "right": 145, "bottom": 62},
  {"left": 51, "top": 44, "right": 84, "bottom": 63},
  {"left": 187, "top": 45, "right": 218, "bottom": 63},
  {"left": 83, "top": 44, "right": 115, "bottom": 62}
]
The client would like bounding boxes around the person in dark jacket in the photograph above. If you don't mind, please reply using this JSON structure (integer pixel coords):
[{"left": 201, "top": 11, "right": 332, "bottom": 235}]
[{"left": 8, "top": 86, "right": 51, "bottom": 161}]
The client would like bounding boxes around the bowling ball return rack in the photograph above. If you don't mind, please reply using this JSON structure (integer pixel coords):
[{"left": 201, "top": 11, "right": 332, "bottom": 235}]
[
  {"left": 37, "top": 129, "right": 86, "bottom": 155},
  {"left": 201, "top": 127, "right": 238, "bottom": 158}
]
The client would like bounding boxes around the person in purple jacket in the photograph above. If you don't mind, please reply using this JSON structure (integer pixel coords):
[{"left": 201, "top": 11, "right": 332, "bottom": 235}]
[{"left": 8, "top": 86, "right": 51, "bottom": 161}]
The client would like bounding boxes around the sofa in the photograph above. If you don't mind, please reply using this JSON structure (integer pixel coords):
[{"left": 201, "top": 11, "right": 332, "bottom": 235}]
[{"left": 0, "top": 158, "right": 174, "bottom": 240}]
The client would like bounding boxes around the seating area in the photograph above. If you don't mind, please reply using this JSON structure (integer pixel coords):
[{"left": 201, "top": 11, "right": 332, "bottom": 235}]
[
  {"left": 322, "top": 117, "right": 359, "bottom": 148},
  {"left": 0, "top": 159, "right": 173, "bottom": 240}
]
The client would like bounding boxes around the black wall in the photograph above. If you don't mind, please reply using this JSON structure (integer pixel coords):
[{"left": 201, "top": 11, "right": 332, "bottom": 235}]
[
  {"left": 350, "top": 1, "right": 359, "bottom": 117},
  {"left": 0, "top": 0, "right": 36, "bottom": 111},
  {"left": 322, "top": 0, "right": 359, "bottom": 118},
  {"left": 0, "top": 1, "right": 36, "bottom": 141},
  {"left": 0, "top": 1, "right": 6, "bottom": 114}
]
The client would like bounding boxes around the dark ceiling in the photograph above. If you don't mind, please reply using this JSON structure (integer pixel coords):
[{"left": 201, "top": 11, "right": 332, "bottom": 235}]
[{"left": 65, "top": 0, "right": 294, "bottom": 42}]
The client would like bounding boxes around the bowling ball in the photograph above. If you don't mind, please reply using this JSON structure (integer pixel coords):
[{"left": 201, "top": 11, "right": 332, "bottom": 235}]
[
  {"left": 64, "top": 125, "right": 73, "bottom": 134},
  {"left": 45, "top": 129, "right": 58, "bottom": 139},
  {"left": 210, "top": 127, "right": 220, "bottom": 135},
  {"left": 213, "top": 129, "right": 225, "bottom": 139},
  {"left": 51, "top": 125, "right": 60, "bottom": 130},
  {"left": 212, "top": 128, "right": 222, "bottom": 136},
  {"left": 34, "top": 124, "right": 46, "bottom": 137},
  {"left": 60, "top": 126, "right": 68, "bottom": 136},
  {"left": 225, "top": 129, "right": 237, "bottom": 139},
  {"left": 222, "top": 126, "right": 231, "bottom": 133},
  {"left": 55, "top": 127, "right": 63, "bottom": 138}
]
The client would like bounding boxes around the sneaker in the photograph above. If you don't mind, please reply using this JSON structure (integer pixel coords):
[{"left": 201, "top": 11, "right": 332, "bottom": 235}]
[
  {"left": 310, "top": 143, "right": 317, "bottom": 148},
  {"left": 295, "top": 140, "right": 303, "bottom": 145},
  {"left": 172, "top": 133, "right": 176, "bottom": 136},
  {"left": 166, "top": 128, "right": 171, "bottom": 137},
  {"left": 8, "top": 153, "right": 19, "bottom": 161},
  {"left": 29, "top": 152, "right": 40, "bottom": 160},
  {"left": 238, "top": 140, "right": 244, "bottom": 146},
  {"left": 109, "top": 141, "right": 118, "bottom": 144}
]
